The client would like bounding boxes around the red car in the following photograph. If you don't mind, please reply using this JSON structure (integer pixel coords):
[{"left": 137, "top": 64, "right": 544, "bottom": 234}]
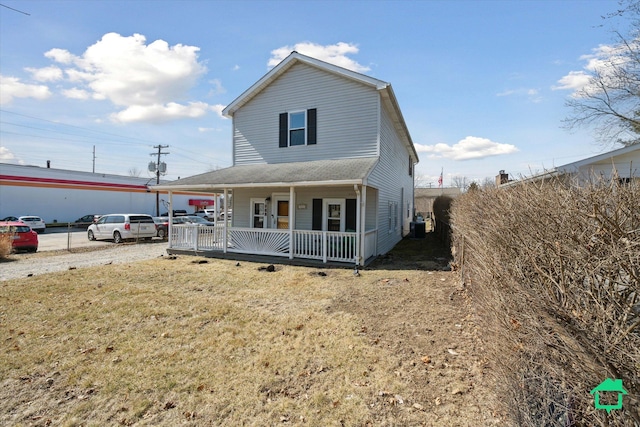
[{"left": 0, "top": 221, "right": 38, "bottom": 253}]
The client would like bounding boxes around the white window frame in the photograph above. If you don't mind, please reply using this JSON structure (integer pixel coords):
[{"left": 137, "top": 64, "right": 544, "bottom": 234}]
[
  {"left": 288, "top": 110, "right": 307, "bottom": 146},
  {"left": 388, "top": 201, "right": 398, "bottom": 234},
  {"left": 323, "top": 198, "right": 345, "bottom": 232},
  {"left": 250, "top": 198, "right": 267, "bottom": 229}
]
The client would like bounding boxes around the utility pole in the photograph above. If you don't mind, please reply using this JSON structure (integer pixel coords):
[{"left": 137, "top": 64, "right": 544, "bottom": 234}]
[{"left": 149, "top": 145, "right": 169, "bottom": 216}]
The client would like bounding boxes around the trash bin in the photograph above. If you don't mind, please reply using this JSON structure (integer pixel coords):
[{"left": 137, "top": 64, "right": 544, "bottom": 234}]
[{"left": 414, "top": 221, "right": 426, "bottom": 238}]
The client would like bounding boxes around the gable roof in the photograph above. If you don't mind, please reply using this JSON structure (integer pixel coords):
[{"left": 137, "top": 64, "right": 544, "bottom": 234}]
[
  {"left": 502, "top": 144, "right": 640, "bottom": 186},
  {"left": 222, "top": 51, "right": 418, "bottom": 162},
  {"left": 556, "top": 143, "right": 639, "bottom": 173},
  {"left": 152, "top": 157, "right": 378, "bottom": 192}
]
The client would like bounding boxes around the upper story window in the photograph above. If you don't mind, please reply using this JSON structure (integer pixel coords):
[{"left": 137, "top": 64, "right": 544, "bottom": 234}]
[
  {"left": 279, "top": 108, "right": 317, "bottom": 147},
  {"left": 289, "top": 111, "right": 306, "bottom": 146}
]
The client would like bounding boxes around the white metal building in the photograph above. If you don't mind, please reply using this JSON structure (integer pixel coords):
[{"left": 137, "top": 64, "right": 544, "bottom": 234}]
[{"left": 0, "top": 163, "right": 216, "bottom": 224}]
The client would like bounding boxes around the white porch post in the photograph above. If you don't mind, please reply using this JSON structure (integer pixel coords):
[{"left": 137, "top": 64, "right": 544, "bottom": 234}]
[
  {"left": 223, "top": 188, "right": 228, "bottom": 253},
  {"left": 355, "top": 185, "right": 361, "bottom": 266},
  {"left": 168, "top": 191, "right": 173, "bottom": 247},
  {"left": 289, "top": 186, "right": 295, "bottom": 259},
  {"left": 361, "top": 185, "right": 367, "bottom": 264}
]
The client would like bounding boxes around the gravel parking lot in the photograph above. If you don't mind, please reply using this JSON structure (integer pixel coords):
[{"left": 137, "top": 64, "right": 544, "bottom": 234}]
[{"left": 1, "top": 241, "right": 169, "bottom": 281}]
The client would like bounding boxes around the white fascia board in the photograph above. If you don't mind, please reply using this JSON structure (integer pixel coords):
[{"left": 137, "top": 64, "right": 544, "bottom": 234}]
[
  {"left": 152, "top": 179, "right": 363, "bottom": 192},
  {"left": 379, "top": 85, "right": 419, "bottom": 162},
  {"left": 557, "top": 144, "right": 640, "bottom": 171}
]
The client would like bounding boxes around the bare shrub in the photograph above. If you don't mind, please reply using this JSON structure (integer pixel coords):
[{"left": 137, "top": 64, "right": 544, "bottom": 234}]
[
  {"left": 452, "top": 177, "right": 640, "bottom": 426},
  {"left": 0, "top": 232, "right": 12, "bottom": 258}
]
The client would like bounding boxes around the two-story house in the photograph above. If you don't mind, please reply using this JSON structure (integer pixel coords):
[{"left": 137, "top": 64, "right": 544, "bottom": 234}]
[{"left": 154, "top": 52, "right": 419, "bottom": 266}]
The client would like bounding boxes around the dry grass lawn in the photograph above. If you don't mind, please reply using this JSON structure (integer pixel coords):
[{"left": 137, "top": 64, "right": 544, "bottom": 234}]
[{"left": 1, "top": 236, "right": 501, "bottom": 426}]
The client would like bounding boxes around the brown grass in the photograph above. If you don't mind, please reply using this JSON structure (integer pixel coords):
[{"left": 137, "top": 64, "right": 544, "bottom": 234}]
[{"left": 0, "top": 238, "right": 500, "bottom": 427}]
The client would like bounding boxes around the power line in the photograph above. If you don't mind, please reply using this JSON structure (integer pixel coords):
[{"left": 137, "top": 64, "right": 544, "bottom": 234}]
[
  {"left": 0, "top": 3, "right": 30, "bottom": 15},
  {"left": 0, "top": 109, "right": 156, "bottom": 145}
]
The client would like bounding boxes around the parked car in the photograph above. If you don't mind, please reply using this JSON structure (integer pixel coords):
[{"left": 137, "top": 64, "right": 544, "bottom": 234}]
[
  {"left": 87, "top": 214, "right": 156, "bottom": 243},
  {"left": 18, "top": 216, "right": 46, "bottom": 233},
  {"left": 0, "top": 221, "right": 38, "bottom": 252},
  {"left": 160, "top": 209, "right": 188, "bottom": 217},
  {"left": 194, "top": 209, "right": 216, "bottom": 221},
  {"left": 180, "top": 215, "right": 215, "bottom": 226},
  {"left": 1, "top": 216, "right": 20, "bottom": 222},
  {"left": 153, "top": 216, "right": 169, "bottom": 239},
  {"left": 73, "top": 214, "right": 101, "bottom": 229}
]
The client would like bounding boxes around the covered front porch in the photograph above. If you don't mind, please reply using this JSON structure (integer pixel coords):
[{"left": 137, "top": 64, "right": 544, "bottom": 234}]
[
  {"left": 153, "top": 158, "right": 381, "bottom": 266},
  {"left": 168, "top": 224, "right": 377, "bottom": 265}
]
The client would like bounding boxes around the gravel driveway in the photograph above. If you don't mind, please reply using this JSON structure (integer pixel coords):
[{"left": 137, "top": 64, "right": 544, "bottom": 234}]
[{"left": 1, "top": 241, "right": 169, "bottom": 281}]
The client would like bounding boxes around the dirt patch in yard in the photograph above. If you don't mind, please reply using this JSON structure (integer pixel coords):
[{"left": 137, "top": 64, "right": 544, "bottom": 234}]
[{"left": 328, "top": 235, "right": 504, "bottom": 426}]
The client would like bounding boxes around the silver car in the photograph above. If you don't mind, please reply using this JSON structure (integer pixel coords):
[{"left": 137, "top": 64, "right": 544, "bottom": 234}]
[
  {"left": 87, "top": 214, "right": 156, "bottom": 243},
  {"left": 18, "top": 216, "right": 46, "bottom": 233}
]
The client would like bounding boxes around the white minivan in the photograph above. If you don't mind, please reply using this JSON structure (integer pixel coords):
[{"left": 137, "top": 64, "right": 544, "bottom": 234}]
[{"left": 87, "top": 214, "right": 156, "bottom": 243}]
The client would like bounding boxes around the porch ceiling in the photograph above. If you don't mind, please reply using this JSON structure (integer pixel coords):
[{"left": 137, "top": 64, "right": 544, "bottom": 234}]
[{"left": 152, "top": 157, "right": 378, "bottom": 192}]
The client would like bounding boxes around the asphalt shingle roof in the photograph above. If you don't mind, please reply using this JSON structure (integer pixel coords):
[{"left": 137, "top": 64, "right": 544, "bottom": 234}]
[{"left": 153, "top": 157, "right": 379, "bottom": 191}]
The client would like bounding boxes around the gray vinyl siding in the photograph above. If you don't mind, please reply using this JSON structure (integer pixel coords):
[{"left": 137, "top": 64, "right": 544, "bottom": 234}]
[
  {"left": 233, "top": 63, "right": 379, "bottom": 165},
  {"left": 367, "top": 104, "right": 414, "bottom": 256},
  {"left": 231, "top": 186, "right": 377, "bottom": 231}
]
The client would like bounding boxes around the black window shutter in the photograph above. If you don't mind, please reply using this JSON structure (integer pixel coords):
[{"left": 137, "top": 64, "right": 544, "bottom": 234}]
[
  {"left": 307, "top": 108, "right": 317, "bottom": 145},
  {"left": 346, "top": 199, "right": 357, "bottom": 232},
  {"left": 312, "top": 199, "right": 322, "bottom": 230},
  {"left": 279, "top": 113, "right": 288, "bottom": 147}
]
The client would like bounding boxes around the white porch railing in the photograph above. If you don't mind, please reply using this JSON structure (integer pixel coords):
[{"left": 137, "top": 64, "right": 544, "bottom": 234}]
[
  {"left": 170, "top": 225, "right": 224, "bottom": 251},
  {"left": 229, "top": 227, "right": 289, "bottom": 256},
  {"left": 292, "top": 230, "right": 357, "bottom": 263},
  {"left": 170, "top": 225, "right": 368, "bottom": 264}
]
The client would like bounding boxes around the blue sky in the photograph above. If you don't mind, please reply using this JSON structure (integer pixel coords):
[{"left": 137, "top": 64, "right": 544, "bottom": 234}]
[{"left": 0, "top": 0, "right": 630, "bottom": 186}]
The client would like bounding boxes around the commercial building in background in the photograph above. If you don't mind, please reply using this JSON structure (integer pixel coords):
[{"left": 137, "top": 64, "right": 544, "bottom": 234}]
[{"left": 0, "top": 163, "right": 218, "bottom": 224}]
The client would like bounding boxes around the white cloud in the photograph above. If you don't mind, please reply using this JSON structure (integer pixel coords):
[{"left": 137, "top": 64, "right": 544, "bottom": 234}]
[
  {"left": 110, "top": 101, "right": 211, "bottom": 124},
  {"left": 552, "top": 70, "right": 590, "bottom": 91},
  {"left": 210, "top": 104, "right": 226, "bottom": 119},
  {"left": 415, "top": 136, "right": 519, "bottom": 160},
  {"left": 0, "top": 75, "right": 51, "bottom": 104},
  {"left": 268, "top": 42, "right": 370, "bottom": 72},
  {"left": 208, "top": 78, "right": 226, "bottom": 96},
  {"left": 62, "top": 87, "right": 90, "bottom": 100},
  {"left": 26, "top": 66, "right": 63, "bottom": 82},
  {"left": 44, "top": 48, "right": 75, "bottom": 64},
  {"left": 554, "top": 40, "right": 640, "bottom": 94},
  {"left": 497, "top": 87, "right": 542, "bottom": 103},
  {"left": 41, "top": 32, "right": 216, "bottom": 123},
  {"left": 0, "top": 146, "right": 24, "bottom": 164}
]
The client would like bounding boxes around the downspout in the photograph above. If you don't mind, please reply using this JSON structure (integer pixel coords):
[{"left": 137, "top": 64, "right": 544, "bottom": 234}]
[
  {"left": 361, "top": 185, "right": 367, "bottom": 264},
  {"left": 354, "top": 184, "right": 361, "bottom": 267},
  {"left": 223, "top": 188, "right": 228, "bottom": 253},
  {"left": 289, "top": 186, "right": 295, "bottom": 259}
]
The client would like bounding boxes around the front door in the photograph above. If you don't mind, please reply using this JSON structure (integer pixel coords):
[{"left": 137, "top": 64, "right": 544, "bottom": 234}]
[
  {"left": 271, "top": 194, "right": 290, "bottom": 229},
  {"left": 275, "top": 200, "right": 289, "bottom": 229}
]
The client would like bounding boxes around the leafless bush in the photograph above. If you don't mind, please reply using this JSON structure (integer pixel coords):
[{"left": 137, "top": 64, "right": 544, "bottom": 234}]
[
  {"left": 452, "top": 177, "right": 640, "bottom": 426},
  {"left": 0, "top": 233, "right": 12, "bottom": 258}
]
